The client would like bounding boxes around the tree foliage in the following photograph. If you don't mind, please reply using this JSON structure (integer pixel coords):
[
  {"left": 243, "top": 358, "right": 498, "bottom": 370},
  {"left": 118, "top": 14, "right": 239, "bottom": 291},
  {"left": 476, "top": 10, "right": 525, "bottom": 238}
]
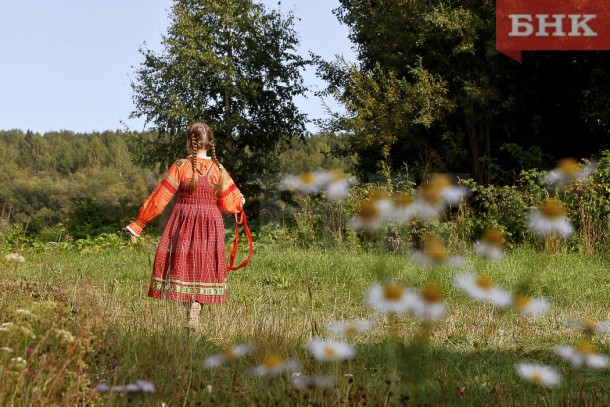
[
  {"left": 130, "top": 0, "right": 309, "bottom": 199},
  {"left": 320, "top": 0, "right": 610, "bottom": 184}
]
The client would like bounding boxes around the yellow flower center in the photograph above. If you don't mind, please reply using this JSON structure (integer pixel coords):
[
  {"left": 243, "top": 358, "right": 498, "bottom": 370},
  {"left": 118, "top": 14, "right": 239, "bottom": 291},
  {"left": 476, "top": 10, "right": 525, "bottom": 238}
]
[
  {"left": 530, "top": 372, "right": 543, "bottom": 384},
  {"left": 423, "top": 237, "right": 448, "bottom": 260},
  {"left": 575, "top": 341, "right": 596, "bottom": 355},
  {"left": 429, "top": 174, "right": 452, "bottom": 189},
  {"left": 344, "top": 325, "right": 359, "bottom": 336},
  {"left": 483, "top": 228, "right": 505, "bottom": 247},
  {"left": 357, "top": 202, "right": 380, "bottom": 220},
  {"left": 475, "top": 275, "right": 494, "bottom": 290},
  {"left": 582, "top": 319, "right": 598, "bottom": 333},
  {"left": 323, "top": 346, "right": 337, "bottom": 358},
  {"left": 420, "top": 184, "right": 442, "bottom": 204},
  {"left": 223, "top": 348, "right": 236, "bottom": 359},
  {"left": 557, "top": 157, "right": 580, "bottom": 176},
  {"left": 515, "top": 296, "right": 530, "bottom": 309},
  {"left": 393, "top": 192, "right": 414, "bottom": 207},
  {"left": 383, "top": 282, "right": 405, "bottom": 301},
  {"left": 262, "top": 354, "right": 284, "bottom": 368},
  {"left": 299, "top": 172, "right": 316, "bottom": 185},
  {"left": 539, "top": 199, "right": 564, "bottom": 219},
  {"left": 421, "top": 284, "right": 443, "bottom": 303},
  {"left": 370, "top": 189, "right": 389, "bottom": 200}
]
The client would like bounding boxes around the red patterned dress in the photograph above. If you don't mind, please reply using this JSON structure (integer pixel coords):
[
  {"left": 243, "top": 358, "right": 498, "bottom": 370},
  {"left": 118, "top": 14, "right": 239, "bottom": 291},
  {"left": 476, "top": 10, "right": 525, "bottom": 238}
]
[{"left": 126, "top": 157, "right": 244, "bottom": 304}]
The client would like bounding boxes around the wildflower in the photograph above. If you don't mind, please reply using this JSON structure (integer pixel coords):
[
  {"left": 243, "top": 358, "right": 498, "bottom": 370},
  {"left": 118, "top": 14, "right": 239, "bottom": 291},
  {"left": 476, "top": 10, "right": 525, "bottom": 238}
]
[
  {"left": 389, "top": 192, "right": 416, "bottom": 223},
  {"left": 206, "top": 384, "right": 213, "bottom": 394},
  {"left": 350, "top": 201, "right": 385, "bottom": 232},
  {"left": 54, "top": 329, "right": 75, "bottom": 344},
  {"left": 555, "top": 341, "right": 609, "bottom": 369},
  {"left": 365, "top": 281, "right": 418, "bottom": 315},
  {"left": 543, "top": 158, "right": 596, "bottom": 186},
  {"left": 15, "top": 309, "right": 32, "bottom": 316},
  {"left": 27, "top": 370, "right": 35, "bottom": 377},
  {"left": 412, "top": 284, "right": 447, "bottom": 322},
  {"left": 203, "top": 344, "right": 253, "bottom": 369},
  {"left": 412, "top": 236, "right": 466, "bottom": 268},
  {"left": 292, "top": 374, "right": 335, "bottom": 389},
  {"left": 135, "top": 380, "right": 156, "bottom": 393},
  {"left": 564, "top": 318, "right": 610, "bottom": 336},
  {"left": 309, "top": 339, "right": 356, "bottom": 362},
  {"left": 528, "top": 199, "right": 573, "bottom": 238},
  {"left": 514, "top": 296, "right": 551, "bottom": 316},
  {"left": 515, "top": 362, "right": 561, "bottom": 387},
  {"left": 473, "top": 228, "right": 505, "bottom": 260},
  {"left": 413, "top": 174, "right": 468, "bottom": 219},
  {"left": 328, "top": 319, "right": 374, "bottom": 338},
  {"left": 280, "top": 172, "right": 325, "bottom": 194},
  {"left": 4, "top": 253, "right": 25, "bottom": 262},
  {"left": 11, "top": 356, "right": 26, "bottom": 369},
  {"left": 95, "top": 383, "right": 110, "bottom": 393},
  {"left": 454, "top": 273, "right": 513, "bottom": 309},
  {"left": 323, "top": 171, "right": 353, "bottom": 201},
  {"left": 1, "top": 347, "right": 13, "bottom": 353},
  {"left": 247, "top": 353, "right": 300, "bottom": 378},
  {"left": 26, "top": 348, "right": 34, "bottom": 356}
]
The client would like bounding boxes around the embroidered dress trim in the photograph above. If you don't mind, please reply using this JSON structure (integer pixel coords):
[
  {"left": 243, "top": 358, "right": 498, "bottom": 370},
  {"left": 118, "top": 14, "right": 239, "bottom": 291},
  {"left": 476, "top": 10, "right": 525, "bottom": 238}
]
[{"left": 150, "top": 276, "right": 227, "bottom": 296}]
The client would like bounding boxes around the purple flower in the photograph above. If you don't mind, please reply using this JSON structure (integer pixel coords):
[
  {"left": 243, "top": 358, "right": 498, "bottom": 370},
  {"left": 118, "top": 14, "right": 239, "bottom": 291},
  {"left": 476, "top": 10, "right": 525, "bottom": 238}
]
[
  {"left": 136, "top": 380, "right": 156, "bottom": 393},
  {"left": 26, "top": 348, "right": 34, "bottom": 356},
  {"left": 95, "top": 383, "right": 110, "bottom": 393}
]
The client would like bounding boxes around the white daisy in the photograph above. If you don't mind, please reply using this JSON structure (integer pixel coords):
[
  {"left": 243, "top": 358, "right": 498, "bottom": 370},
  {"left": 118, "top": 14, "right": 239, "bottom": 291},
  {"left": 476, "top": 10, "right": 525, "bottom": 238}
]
[
  {"left": 528, "top": 199, "right": 573, "bottom": 238},
  {"left": 389, "top": 192, "right": 416, "bottom": 223},
  {"left": 321, "top": 171, "right": 354, "bottom": 201},
  {"left": 473, "top": 228, "right": 505, "bottom": 260},
  {"left": 328, "top": 319, "right": 374, "bottom": 338},
  {"left": 291, "top": 374, "right": 335, "bottom": 389},
  {"left": 365, "top": 282, "right": 419, "bottom": 315},
  {"left": 247, "top": 354, "right": 300, "bottom": 378},
  {"left": 563, "top": 319, "right": 610, "bottom": 337},
  {"left": 15, "top": 309, "right": 32, "bottom": 316},
  {"left": 412, "top": 284, "right": 447, "bottom": 322},
  {"left": 350, "top": 201, "right": 385, "bottom": 232},
  {"left": 454, "top": 273, "right": 513, "bottom": 309},
  {"left": 515, "top": 362, "right": 561, "bottom": 387},
  {"left": 203, "top": 344, "right": 253, "bottom": 369},
  {"left": 514, "top": 296, "right": 551, "bottom": 316},
  {"left": 309, "top": 339, "right": 356, "bottom": 362},
  {"left": 543, "top": 158, "right": 596, "bottom": 187},
  {"left": 280, "top": 172, "right": 326, "bottom": 194},
  {"left": 411, "top": 236, "right": 466, "bottom": 268},
  {"left": 555, "top": 342, "right": 610, "bottom": 369}
]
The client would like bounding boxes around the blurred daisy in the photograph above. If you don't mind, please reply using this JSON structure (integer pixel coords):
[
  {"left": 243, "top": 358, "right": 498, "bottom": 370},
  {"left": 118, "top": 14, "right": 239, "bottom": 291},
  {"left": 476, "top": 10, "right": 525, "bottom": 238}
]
[
  {"left": 323, "top": 171, "right": 353, "bottom": 201},
  {"left": 543, "top": 157, "right": 596, "bottom": 187},
  {"left": 412, "top": 284, "right": 447, "bottom": 322},
  {"left": 514, "top": 296, "right": 551, "bottom": 316},
  {"left": 414, "top": 174, "right": 468, "bottom": 219},
  {"left": 514, "top": 295, "right": 551, "bottom": 315},
  {"left": 474, "top": 228, "right": 505, "bottom": 260},
  {"left": 280, "top": 172, "right": 326, "bottom": 194},
  {"left": 4, "top": 253, "right": 25, "bottom": 262},
  {"left": 292, "top": 374, "right": 335, "bottom": 389},
  {"left": 248, "top": 353, "right": 300, "bottom": 378},
  {"left": 203, "top": 344, "right": 253, "bottom": 369},
  {"left": 454, "top": 273, "right": 513, "bottom": 309},
  {"left": 309, "top": 339, "right": 356, "bottom": 362},
  {"left": 528, "top": 199, "right": 573, "bottom": 238},
  {"left": 350, "top": 201, "right": 385, "bottom": 232},
  {"left": 515, "top": 362, "right": 561, "bottom": 387},
  {"left": 555, "top": 341, "right": 609, "bottom": 369},
  {"left": 564, "top": 318, "right": 610, "bottom": 336},
  {"left": 328, "top": 319, "right": 374, "bottom": 338},
  {"left": 412, "top": 236, "right": 466, "bottom": 268},
  {"left": 390, "top": 192, "right": 416, "bottom": 222},
  {"left": 365, "top": 281, "right": 418, "bottom": 315}
]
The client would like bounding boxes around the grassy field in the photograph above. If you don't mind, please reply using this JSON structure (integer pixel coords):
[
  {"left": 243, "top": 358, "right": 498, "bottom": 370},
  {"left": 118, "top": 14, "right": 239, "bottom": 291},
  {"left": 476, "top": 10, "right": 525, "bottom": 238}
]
[{"left": 1, "top": 239, "right": 610, "bottom": 406}]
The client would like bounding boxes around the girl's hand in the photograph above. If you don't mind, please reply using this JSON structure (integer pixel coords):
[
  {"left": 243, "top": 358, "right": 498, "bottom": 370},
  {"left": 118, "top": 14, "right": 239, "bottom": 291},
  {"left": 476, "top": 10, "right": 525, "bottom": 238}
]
[{"left": 121, "top": 227, "right": 138, "bottom": 244}]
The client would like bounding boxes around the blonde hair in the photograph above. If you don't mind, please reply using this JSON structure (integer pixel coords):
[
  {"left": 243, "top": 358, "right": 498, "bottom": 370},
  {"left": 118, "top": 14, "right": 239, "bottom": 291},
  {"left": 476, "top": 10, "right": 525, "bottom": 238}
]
[{"left": 187, "top": 122, "right": 224, "bottom": 196}]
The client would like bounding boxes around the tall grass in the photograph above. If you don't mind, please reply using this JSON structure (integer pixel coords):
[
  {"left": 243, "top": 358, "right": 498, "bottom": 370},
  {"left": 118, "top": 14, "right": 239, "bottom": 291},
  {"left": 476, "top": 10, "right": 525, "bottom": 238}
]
[{"left": 1, "top": 242, "right": 610, "bottom": 405}]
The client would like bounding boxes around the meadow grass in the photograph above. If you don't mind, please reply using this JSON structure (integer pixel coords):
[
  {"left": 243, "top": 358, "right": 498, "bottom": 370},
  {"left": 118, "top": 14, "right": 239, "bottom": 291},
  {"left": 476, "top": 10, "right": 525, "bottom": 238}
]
[{"left": 1, "top": 240, "right": 610, "bottom": 406}]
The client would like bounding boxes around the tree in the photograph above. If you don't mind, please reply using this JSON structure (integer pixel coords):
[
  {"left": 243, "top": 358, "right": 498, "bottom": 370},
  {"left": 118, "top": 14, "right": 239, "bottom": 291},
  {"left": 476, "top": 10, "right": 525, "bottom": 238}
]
[
  {"left": 320, "top": 0, "right": 610, "bottom": 184},
  {"left": 130, "top": 0, "right": 308, "bottom": 201}
]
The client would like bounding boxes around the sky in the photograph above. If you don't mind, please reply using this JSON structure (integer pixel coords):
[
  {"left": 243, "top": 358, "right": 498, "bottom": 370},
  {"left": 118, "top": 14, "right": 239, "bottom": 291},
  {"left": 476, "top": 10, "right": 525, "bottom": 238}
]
[{"left": 0, "top": 0, "right": 356, "bottom": 134}]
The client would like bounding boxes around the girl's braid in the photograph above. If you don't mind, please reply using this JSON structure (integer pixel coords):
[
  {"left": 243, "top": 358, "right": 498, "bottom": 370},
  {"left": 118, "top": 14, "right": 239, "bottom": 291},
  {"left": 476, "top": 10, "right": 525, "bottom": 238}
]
[
  {"left": 190, "top": 133, "right": 199, "bottom": 193},
  {"left": 209, "top": 139, "right": 224, "bottom": 197}
]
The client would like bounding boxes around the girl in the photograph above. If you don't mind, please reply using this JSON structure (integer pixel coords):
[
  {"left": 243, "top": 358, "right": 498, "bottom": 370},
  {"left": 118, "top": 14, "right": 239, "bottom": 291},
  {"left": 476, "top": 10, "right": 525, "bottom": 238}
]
[{"left": 125, "top": 122, "right": 244, "bottom": 327}]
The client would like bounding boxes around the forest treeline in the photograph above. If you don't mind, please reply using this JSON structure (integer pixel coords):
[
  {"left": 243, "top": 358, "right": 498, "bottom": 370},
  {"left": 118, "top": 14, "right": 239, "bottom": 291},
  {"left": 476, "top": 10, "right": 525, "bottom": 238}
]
[{"left": 0, "top": 129, "right": 350, "bottom": 239}]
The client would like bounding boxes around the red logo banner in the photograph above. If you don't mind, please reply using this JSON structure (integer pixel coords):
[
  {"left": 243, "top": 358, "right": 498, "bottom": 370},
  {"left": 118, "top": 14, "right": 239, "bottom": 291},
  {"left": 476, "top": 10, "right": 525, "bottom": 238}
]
[{"left": 496, "top": 0, "right": 610, "bottom": 62}]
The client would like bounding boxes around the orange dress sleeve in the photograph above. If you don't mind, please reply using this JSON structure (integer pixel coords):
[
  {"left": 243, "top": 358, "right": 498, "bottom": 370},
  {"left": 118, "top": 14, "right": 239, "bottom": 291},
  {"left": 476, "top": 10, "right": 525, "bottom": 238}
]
[
  {"left": 209, "top": 164, "right": 244, "bottom": 215},
  {"left": 126, "top": 160, "right": 184, "bottom": 237}
]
